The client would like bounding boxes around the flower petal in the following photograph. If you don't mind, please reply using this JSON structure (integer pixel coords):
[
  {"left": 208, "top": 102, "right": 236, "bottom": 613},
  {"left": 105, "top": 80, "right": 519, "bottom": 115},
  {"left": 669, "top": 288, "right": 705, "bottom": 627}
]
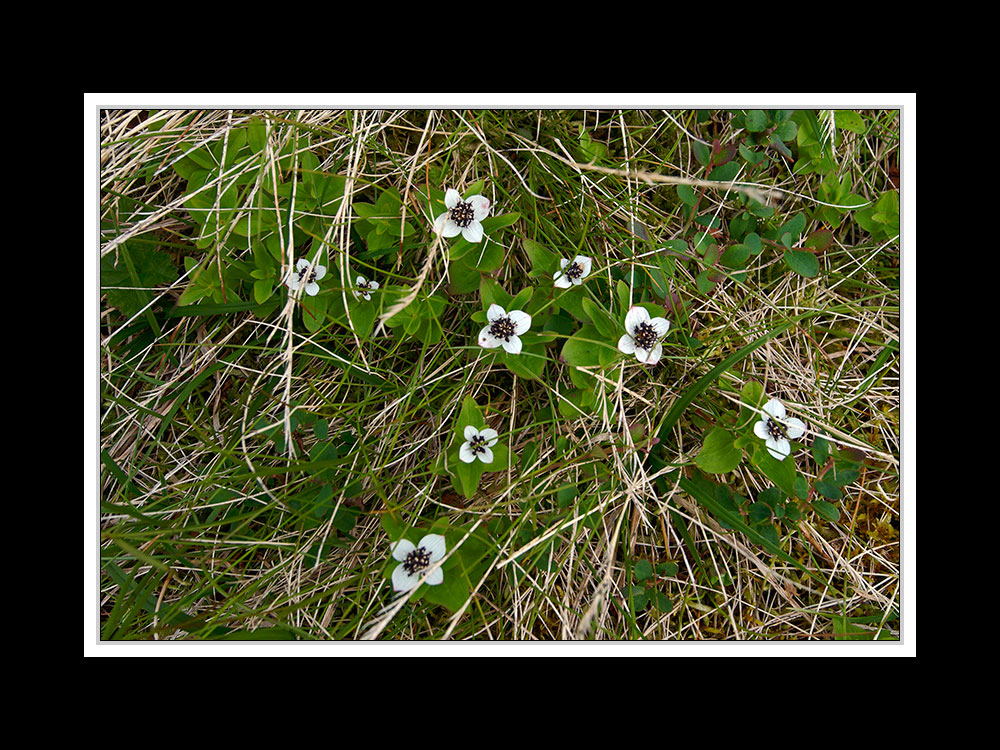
[
  {"left": 461, "top": 221, "right": 484, "bottom": 243},
  {"left": 390, "top": 539, "right": 415, "bottom": 562},
  {"left": 649, "top": 316, "right": 670, "bottom": 338},
  {"left": 296, "top": 258, "right": 310, "bottom": 271},
  {"left": 424, "top": 567, "right": 444, "bottom": 586},
  {"left": 635, "top": 346, "right": 651, "bottom": 363},
  {"left": 766, "top": 437, "right": 791, "bottom": 460},
  {"left": 459, "top": 442, "right": 477, "bottom": 463},
  {"left": 783, "top": 417, "right": 806, "bottom": 440},
  {"left": 468, "top": 195, "right": 491, "bottom": 221},
  {"left": 617, "top": 334, "right": 636, "bottom": 354},
  {"left": 441, "top": 220, "right": 462, "bottom": 238},
  {"left": 753, "top": 419, "right": 770, "bottom": 440},
  {"left": 356, "top": 275, "right": 366, "bottom": 286},
  {"left": 762, "top": 398, "right": 785, "bottom": 420},
  {"left": 560, "top": 258, "right": 570, "bottom": 270},
  {"left": 479, "top": 428, "right": 498, "bottom": 445},
  {"left": 391, "top": 564, "right": 418, "bottom": 592},
  {"left": 477, "top": 445, "right": 494, "bottom": 464},
  {"left": 368, "top": 280, "right": 379, "bottom": 291},
  {"left": 444, "top": 188, "right": 461, "bottom": 209},
  {"left": 313, "top": 265, "right": 327, "bottom": 281},
  {"left": 433, "top": 212, "right": 450, "bottom": 235},
  {"left": 486, "top": 304, "right": 506, "bottom": 322},
  {"left": 464, "top": 425, "right": 479, "bottom": 442},
  {"left": 305, "top": 282, "right": 320, "bottom": 296},
  {"left": 576, "top": 256, "right": 592, "bottom": 277},
  {"left": 645, "top": 342, "right": 663, "bottom": 365},
  {"left": 418, "top": 534, "right": 447, "bottom": 562},
  {"left": 507, "top": 310, "right": 532, "bottom": 335},
  {"left": 553, "top": 273, "right": 573, "bottom": 289},
  {"left": 501, "top": 335, "right": 523, "bottom": 355},
  {"left": 478, "top": 326, "right": 502, "bottom": 348},
  {"left": 625, "top": 306, "right": 650, "bottom": 335}
]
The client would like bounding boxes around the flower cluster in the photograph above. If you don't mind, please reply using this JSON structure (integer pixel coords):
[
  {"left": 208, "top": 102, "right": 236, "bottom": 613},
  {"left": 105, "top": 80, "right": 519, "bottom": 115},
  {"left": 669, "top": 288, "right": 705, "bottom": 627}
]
[
  {"left": 285, "top": 259, "right": 327, "bottom": 296},
  {"left": 433, "top": 188, "right": 490, "bottom": 243},
  {"left": 618, "top": 306, "right": 670, "bottom": 365},
  {"left": 459, "top": 425, "right": 499, "bottom": 464},
  {"left": 754, "top": 398, "right": 806, "bottom": 461},
  {"left": 478, "top": 304, "right": 532, "bottom": 355},
  {"left": 353, "top": 274, "right": 379, "bottom": 301},
  {"left": 553, "top": 255, "right": 592, "bottom": 288},
  {"left": 389, "top": 534, "right": 447, "bottom": 592}
]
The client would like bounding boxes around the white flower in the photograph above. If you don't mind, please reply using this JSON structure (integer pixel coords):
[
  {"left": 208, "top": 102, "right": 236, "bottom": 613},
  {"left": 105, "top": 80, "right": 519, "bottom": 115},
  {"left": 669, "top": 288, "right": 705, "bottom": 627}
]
[
  {"left": 478, "top": 304, "right": 532, "bottom": 355},
  {"left": 389, "top": 533, "right": 447, "bottom": 592},
  {"left": 353, "top": 274, "right": 379, "bottom": 301},
  {"left": 617, "top": 306, "right": 669, "bottom": 365},
  {"left": 753, "top": 398, "right": 807, "bottom": 461},
  {"left": 433, "top": 188, "right": 491, "bottom": 243},
  {"left": 459, "top": 425, "right": 499, "bottom": 464},
  {"left": 553, "top": 255, "right": 592, "bottom": 288},
  {"left": 286, "top": 258, "right": 327, "bottom": 296}
]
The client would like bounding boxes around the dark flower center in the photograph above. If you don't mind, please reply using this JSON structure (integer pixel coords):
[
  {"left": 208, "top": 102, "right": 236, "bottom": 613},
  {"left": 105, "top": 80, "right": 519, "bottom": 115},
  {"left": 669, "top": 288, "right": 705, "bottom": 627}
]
[
  {"left": 449, "top": 200, "right": 476, "bottom": 228},
  {"left": 298, "top": 266, "right": 317, "bottom": 284},
  {"left": 489, "top": 316, "right": 516, "bottom": 341},
  {"left": 469, "top": 434, "right": 488, "bottom": 454},
  {"left": 565, "top": 262, "right": 583, "bottom": 280},
  {"left": 765, "top": 418, "right": 787, "bottom": 441},
  {"left": 631, "top": 321, "right": 659, "bottom": 351},
  {"left": 358, "top": 280, "right": 371, "bottom": 292},
  {"left": 403, "top": 546, "right": 431, "bottom": 575}
]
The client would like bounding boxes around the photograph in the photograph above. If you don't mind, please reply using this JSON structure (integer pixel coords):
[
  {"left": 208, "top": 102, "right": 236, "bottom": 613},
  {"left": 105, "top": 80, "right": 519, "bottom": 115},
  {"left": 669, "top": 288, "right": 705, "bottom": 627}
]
[{"left": 88, "top": 97, "right": 910, "bottom": 653}]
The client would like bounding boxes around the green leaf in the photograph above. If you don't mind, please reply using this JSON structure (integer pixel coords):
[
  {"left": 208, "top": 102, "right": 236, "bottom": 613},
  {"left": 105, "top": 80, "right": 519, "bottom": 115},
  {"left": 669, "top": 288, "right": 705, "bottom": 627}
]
[
  {"left": 695, "top": 427, "right": 743, "bottom": 474},
  {"left": 522, "top": 238, "right": 557, "bottom": 276},
  {"left": 252, "top": 279, "right": 272, "bottom": 305},
  {"left": 453, "top": 455, "right": 485, "bottom": 499},
  {"left": 676, "top": 184, "right": 698, "bottom": 206},
  {"left": 561, "top": 325, "right": 609, "bottom": 389},
  {"left": 804, "top": 229, "right": 834, "bottom": 254},
  {"left": 774, "top": 120, "right": 797, "bottom": 142},
  {"left": 751, "top": 444, "right": 797, "bottom": 498},
  {"left": 101, "top": 243, "right": 179, "bottom": 319},
  {"left": 651, "top": 590, "right": 672, "bottom": 612},
  {"left": 656, "top": 561, "right": 679, "bottom": 577},
  {"left": 781, "top": 212, "right": 807, "bottom": 240},
  {"left": 581, "top": 297, "right": 617, "bottom": 340},
  {"left": 812, "top": 499, "right": 841, "bottom": 522},
  {"left": 833, "top": 110, "right": 866, "bottom": 134},
  {"left": 739, "top": 143, "right": 767, "bottom": 168},
  {"left": 448, "top": 257, "right": 481, "bottom": 294},
  {"left": 630, "top": 586, "right": 649, "bottom": 611},
  {"left": 479, "top": 277, "right": 513, "bottom": 310},
  {"left": 707, "top": 161, "right": 740, "bottom": 182},
  {"left": 784, "top": 249, "right": 820, "bottom": 277},
  {"left": 502, "top": 345, "right": 547, "bottom": 381},
  {"left": 247, "top": 118, "right": 267, "bottom": 153},
  {"left": 721, "top": 244, "right": 751, "bottom": 269},
  {"left": 815, "top": 480, "right": 843, "bottom": 500},
  {"left": 812, "top": 436, "right": 832, "bottom": 466},
  {"left": 300, "top": 293, "right": 328, "bottom": 333},
  {"left": 744, "top": 110, "right": 768, "bottom": 132},
  {"left": 739, "top": 380, "right": 765, "bottom": 429},
  {"left": 634, "top": 559, "right": 654, "bottom": 582}
]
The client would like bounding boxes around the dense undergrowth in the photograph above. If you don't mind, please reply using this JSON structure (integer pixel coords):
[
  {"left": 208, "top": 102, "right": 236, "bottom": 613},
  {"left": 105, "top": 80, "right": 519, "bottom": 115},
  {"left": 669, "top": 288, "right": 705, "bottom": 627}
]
[{"left": 97, "top": 108, "right": 902, "bottom": 643}]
